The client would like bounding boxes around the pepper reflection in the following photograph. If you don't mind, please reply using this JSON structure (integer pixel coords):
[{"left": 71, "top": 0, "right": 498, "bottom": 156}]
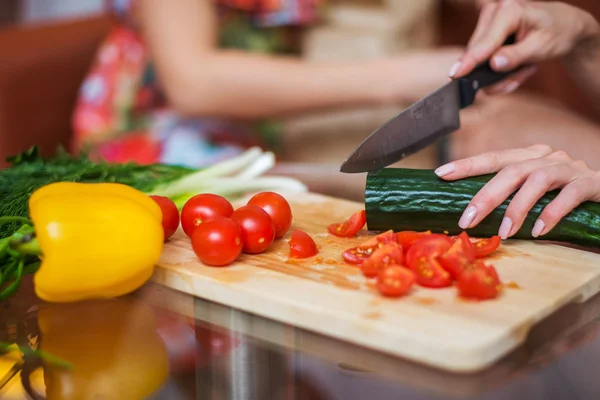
[{"left": 37, "top": 298, "right": 169, "bottom": 399}]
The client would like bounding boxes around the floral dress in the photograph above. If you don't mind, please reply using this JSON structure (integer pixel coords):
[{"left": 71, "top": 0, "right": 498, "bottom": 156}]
[{"left": 72, "top": 0, "right": 323, "bottom": 167}]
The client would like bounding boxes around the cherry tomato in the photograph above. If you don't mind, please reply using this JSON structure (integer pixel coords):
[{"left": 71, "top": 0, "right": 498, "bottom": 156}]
[
  {"left": 455, "top": 232, "right": 476, "bottom": 261},
  {"left": 231, "top": 205, "right": 276, "bottom": 254},
  {"left": 439, "top": 232, "right": 476, "bottom": 280},
  {"left": 457, "top": 261, "right": 501, "bottom": 300},
  {"left": 377, "top": 266, "right": 416, "bottom": 297},
  {"left": 471, "top": 236, "right": 501, "bottom": 258},
  {"left": 149, "top": 195, "right": 180, "bottom": 241},
  {"left": 181, "top": 194, "right": 234, "bottom": 238},
  {"left": 191, "top": 217, "right": 243, "bottom": 266},
  {"left": 247, "top": 191, "right": 293, "bottom": 238},
  {"left": 288, "top": 230, "right": 318, "bottom": 258},
  {"left": 342, "top": 230, "right": 397, "bottom": 265},
  {"left": 395, "top": 231, "right": 432, "bottom": 251},
  {"left": 328, "top": 210, "right": 366, "bottom": 238},
  {"left": 406, "top": 235, "right": 453, "bottom": 288},
  {"left": 360, "top": 243, "right": 404, "bottom": 278}
]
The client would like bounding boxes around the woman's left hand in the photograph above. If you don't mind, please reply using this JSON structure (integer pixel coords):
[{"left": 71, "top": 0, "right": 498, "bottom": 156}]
[{"left": 434, "top": 145, "right": 600, "bottom": 239}]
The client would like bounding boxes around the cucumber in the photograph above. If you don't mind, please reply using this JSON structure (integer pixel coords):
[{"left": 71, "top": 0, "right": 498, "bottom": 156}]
[{"left": 365, "top": 168, "right": 600, "bottom": 248}]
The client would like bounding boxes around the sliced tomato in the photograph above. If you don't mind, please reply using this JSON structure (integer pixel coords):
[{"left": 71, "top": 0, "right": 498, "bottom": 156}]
[
  {"left": 472, "top": 260, "right": 501, "bottom": 283},
  {"left": 409, "top": 256, "right": 452, "bottom": 288},
  {"left": 288, "top": 230, "right": 318, "bottom": 258},
  {"left": 471, "top": 236, "right": 501, "bottom": 258},
  {"left": 406, "top": 235, "right": 453, "bottom": 288},
  {"left": 376, "top": 266, "right": 415, "bottom": 297},
  {"left": 395, "top": 230, "right": 432, "bottom": 251},
  {"left": 360, "top": 243, "right": 404, "bottom": 278},
  {"left": 455, "top": 232, "right": 476, "bottom": 261},
  {"left": 457, "top": 261, "right": 501, "bottom": 300},
  {"left": 439, "top": 232, "right": 477, "bottom": 280},
  {"left": 328, "top": 210, "right": 366, "bottom": 238},
  {"left": 341, "top": 230, "right": 397, "bottom": 265}
]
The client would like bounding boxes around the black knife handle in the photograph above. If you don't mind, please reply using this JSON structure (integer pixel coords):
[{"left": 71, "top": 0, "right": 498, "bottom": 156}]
[{"left": 458, "top": 34, "right": 522, "bottom": 108}]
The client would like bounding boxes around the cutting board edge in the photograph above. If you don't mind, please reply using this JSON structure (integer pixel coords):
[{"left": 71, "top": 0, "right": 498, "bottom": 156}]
[{"left": 151, "top": 267, "right": 535, "bottom": 373}]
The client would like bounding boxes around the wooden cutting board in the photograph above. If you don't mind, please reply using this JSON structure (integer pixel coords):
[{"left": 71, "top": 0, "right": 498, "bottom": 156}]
[{"left": 152, "top": 192, "right": 600, "bottom": 373}]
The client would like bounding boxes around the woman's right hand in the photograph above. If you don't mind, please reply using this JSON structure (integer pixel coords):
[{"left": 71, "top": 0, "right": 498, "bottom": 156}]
[{"left": 449, "top": 0, "right": 600, "bottom": 95}]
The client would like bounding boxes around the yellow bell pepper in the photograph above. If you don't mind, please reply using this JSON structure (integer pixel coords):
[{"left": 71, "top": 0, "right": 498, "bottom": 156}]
[
  {"left": 38, "top": 299, "right": 169, "bottom": 399},
  {"left": 28, "top": 182, "right": 164, "bottom": 302}
]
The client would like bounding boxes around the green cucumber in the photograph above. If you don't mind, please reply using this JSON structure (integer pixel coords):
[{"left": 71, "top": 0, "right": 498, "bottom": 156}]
[{"left": 365, "top": 168, "right": 600, "bottom": 248}]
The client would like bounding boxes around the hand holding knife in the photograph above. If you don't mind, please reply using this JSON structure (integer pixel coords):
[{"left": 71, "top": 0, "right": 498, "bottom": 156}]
[{"left": 340, "top": 35, "right": 522, "bottom": 174}]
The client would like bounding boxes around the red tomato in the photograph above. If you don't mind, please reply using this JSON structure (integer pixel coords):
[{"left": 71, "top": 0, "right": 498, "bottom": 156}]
[
  {"left": 149, "top": 195, "right": 180, "bottom": 241},
  {"left": 191, "top": 217, "right": 243, "bottom": 266},
  {"left": 328, "top": 210, "right": 366, "bottom": 238},
  {"left": 342, "top": 230, "right": 397, "bottom": 265},
  {"left": 288, "top": 230, "right": 318, "bottom": 258},
  {"left": 439, "top": 233, "right": 476, "bottom": 280},
  {"left": 376, "top": 266, "right": 416, "bottom": 297},
  {"left": 360, "top": 243, "right": 404, "bottom": 278},
  {"left": 457, "top": 261, "right": 501, "bottom": 300},
  {"left": 455, "top": 232, "right": 476, "bottom": 261},
  {"left": 471, "top": 236, "right": 501, "bottom": 258},
  {"left": 406, "top": 235, "right": 453, "bottom": 288},
  {"left": 247, "top": 192, "right": 293, "bottom": 238},
  {"left": 395, "top": 231, "right": 432, "bottom": 251},
  {"left": 181, "top": 194, "right": 234, "bottom": 238},
  {"left": 231, "top": 205, "right": 276, "bottom": 254}
]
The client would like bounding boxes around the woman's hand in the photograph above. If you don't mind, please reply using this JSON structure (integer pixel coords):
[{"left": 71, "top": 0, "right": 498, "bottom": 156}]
[
  {"left": 449, "top": 0, "right": 600, "bottom": 95},
  {"left": 434, "top": 145, "right": 600, "bottom": 239}
]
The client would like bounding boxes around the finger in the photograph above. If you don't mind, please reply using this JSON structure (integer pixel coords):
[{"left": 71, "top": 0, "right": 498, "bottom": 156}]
[
  {"left": 435, "top": 144, "right": 554, "bottom": 180},
  {"left": 449, "top": 3, "right": 499, "bottom": 78},
  {"left": 456, "top": 151, "right": 570, "bottom": 230},
  {"left": 501, "top": 162, "right": 580, "bottom": 239},
  {"left": 489, "top": 31, "right": 548, "bottom": 72},
  {"left": 483, "top": 64, "right": 538, "bottom": 95},
  {"left": 533, "top": 176, "right": 600, "bottom": 236},
  {"left": 453, "top": 0, "right": 523, "bottom": 78}
]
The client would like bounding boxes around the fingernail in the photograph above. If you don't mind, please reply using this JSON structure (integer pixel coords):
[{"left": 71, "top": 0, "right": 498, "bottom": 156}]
[
  {"left": 435, "top": 163, "right": 456, "bottom": 177},
  {"left": 498, "top": 217, "right": 513, "bottom": 240},
  {"left": 448, "top": 62, "right": 461, "bottom": 78},
  {"left": 501, "top": 81, "right": 520, "bottom": 94},
  {"left": 459, "top": 206, "right": 477, "bottom": 229},
  {"left": 493, "top": 55, "right": 509, "bottom": 69},
  {"left": 532, "top": 219, "right": 545, "bottom": 237}
]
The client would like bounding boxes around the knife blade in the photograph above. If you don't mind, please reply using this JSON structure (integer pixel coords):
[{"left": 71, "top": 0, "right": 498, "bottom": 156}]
[{"left": 340, "top": 35, "right": 519, "bottom": 173}]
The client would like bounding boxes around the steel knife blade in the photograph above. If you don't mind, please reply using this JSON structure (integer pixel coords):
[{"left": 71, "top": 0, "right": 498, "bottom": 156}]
[{"left": 340, "top": 36, "right": 519, "bottom": 173}]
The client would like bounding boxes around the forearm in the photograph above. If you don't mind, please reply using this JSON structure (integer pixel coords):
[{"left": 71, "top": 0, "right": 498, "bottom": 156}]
[{"left": 161, "top": 51, "right": 420, "bottom": 120}]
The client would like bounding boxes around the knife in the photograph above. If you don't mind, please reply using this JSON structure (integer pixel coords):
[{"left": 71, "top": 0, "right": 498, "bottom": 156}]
[{"left": 340, "top": 35, "right": 519, "bottom": 173}]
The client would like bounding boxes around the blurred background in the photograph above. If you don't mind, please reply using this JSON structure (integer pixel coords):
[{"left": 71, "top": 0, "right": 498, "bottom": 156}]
[{"left": 1, "top": 0, "right": 599, "bottom": 177}]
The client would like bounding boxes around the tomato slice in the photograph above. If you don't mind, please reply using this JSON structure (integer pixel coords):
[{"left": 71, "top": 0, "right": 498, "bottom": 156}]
[
  {"left": 455, "top": 232, "right": 476, "bottom": 262},
  {"left": 288, "top": 230, "right": 318, "bottom": 258},
  {"left": 328, "top": 210, "right": 366, "bottom": 238},
  {"left": 406, "top": 235, "right": 453, "bottom": 288},
  {"left": 341, "top": 230, "right": 397, "bottom": 265},
  {"left": 376, "top": 266, "right": 415, "bottom": 297},
  {"left": 457, "top": 261, "right": 501, "bottom": 300},
  {"left": 439, "top": 232, "right": 476, "bottom": 280},
  {"left": 360, "top": 243, "right": 404, "bottom": 278},
  {"left": 471, "top": 236, "right": 501, "bottom": 258},
  {"left": 395, "top": 231, "right": 432, "bottom": 251}
]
